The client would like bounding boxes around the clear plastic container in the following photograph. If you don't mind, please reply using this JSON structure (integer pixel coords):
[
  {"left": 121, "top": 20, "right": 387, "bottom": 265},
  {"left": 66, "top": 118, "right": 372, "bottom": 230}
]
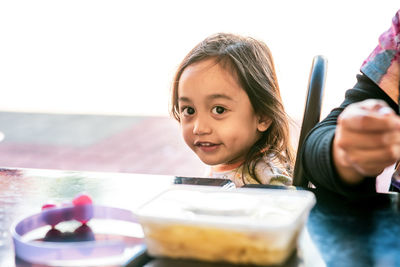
[{"left": 134, "top": 185, "right": 316, "bottom": 266}]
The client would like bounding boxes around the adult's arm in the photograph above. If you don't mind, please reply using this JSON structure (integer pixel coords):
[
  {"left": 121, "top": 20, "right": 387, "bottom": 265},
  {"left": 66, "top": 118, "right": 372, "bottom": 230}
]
[{"left": 301, "top": 74, "right": 398, "bottom": 197}]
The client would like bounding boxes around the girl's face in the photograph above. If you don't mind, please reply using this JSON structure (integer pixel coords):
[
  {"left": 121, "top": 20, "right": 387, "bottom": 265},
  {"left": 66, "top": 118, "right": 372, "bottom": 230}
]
[{"left": 177, "top": 58, "right": 270, "bottom": 167}]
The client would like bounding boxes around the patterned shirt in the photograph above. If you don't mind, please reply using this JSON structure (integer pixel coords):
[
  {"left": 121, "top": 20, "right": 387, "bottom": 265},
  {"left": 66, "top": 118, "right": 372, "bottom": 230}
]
[
  {"left": 360, "top": 9, "right": 400, "bottom": 191},
  {"left": 207, "top": 157, "right": 292, "bottom": 188},
  {"left": 360, "top": 9, "right": 400, "bottom": 101}
]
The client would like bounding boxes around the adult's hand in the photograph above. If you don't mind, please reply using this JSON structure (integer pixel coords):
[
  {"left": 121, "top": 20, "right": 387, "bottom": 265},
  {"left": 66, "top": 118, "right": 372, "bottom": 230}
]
[{"left": 333, "top": 99, "right": 400, "bottom": 184}]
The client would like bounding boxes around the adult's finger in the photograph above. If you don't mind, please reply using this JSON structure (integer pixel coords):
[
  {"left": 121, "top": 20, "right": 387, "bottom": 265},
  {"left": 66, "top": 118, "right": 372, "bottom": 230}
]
[
  {"left": 335, "top": 127, "right": 400, "bottom": 150},
  {"left": 345, "top": 144, "right": 400, "bottom": 168},
  {"left": 338, "top": 110, "right": 400, "bottom": 132}
]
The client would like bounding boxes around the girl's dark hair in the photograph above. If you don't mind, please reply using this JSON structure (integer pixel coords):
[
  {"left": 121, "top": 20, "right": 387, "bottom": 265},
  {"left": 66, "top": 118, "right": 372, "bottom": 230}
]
[{"left": 170, "top": 33, "right": 294, "bottom": 183}]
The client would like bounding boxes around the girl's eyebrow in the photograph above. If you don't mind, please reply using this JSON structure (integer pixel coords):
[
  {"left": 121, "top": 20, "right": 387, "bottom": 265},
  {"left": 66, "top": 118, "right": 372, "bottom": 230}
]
[
  {"left": 207, "top": 94, "right": 235, "bottom": 102},
  {"left": 178, "top": 94, "right": 235, "bottom": 102},
  {"left": 178, "top": 96, "right": 191, "bottom": 102}
]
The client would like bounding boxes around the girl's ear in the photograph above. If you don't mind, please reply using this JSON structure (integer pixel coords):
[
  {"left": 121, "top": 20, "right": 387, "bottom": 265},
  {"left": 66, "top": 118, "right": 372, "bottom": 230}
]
[{"left": 257, "top": 116, "right": 271, "bottom": 132}]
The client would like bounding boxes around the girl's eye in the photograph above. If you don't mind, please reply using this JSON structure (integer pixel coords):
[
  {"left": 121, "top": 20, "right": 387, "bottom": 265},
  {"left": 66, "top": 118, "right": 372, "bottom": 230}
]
[
  {"left": 182, "top": 107, "right": 195, "bottom": 116},
  {"left": 212, "top": 106, "right": 226, "bottom": 115}
]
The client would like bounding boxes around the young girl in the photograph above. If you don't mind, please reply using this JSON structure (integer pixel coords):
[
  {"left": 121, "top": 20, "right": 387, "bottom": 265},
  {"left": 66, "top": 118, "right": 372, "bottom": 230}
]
[{"left": 170, "top": 33, "right": 293, "bottom": 187}]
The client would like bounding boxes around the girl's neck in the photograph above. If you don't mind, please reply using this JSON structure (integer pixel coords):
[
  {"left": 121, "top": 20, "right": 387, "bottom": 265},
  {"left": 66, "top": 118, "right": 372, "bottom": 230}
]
[{"left": 211, "top": 160, "right": 244, "bottom": 173}]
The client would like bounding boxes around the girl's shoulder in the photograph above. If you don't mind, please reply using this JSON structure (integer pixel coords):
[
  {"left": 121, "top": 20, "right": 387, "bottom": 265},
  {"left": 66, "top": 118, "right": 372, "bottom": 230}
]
[{"left": 253, "top": 156, "right": 292, "bottom": 186}]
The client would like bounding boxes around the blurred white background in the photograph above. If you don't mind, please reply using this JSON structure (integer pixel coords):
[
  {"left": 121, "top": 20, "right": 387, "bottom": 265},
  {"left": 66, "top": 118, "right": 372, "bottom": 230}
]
[{"left": 0, "top": 0, "right": 399, "bottom": 121}]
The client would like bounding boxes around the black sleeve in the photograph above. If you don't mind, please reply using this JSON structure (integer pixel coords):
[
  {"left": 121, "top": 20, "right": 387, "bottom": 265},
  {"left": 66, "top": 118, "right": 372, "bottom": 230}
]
[{"left": 301, "top": 74, "right": 398, "bottom": 198}]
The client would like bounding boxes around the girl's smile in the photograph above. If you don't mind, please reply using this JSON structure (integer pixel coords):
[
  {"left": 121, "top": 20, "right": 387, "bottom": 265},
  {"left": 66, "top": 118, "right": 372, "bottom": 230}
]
[{"left": 194, "top": 141, "right": 221, "bottom": 153}]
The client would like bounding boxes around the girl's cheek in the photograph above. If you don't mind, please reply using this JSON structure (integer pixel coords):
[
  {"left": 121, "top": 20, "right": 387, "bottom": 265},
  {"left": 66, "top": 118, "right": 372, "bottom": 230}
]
[
  {"left": 181, "top": 122, "right": 193, "bottom": 137},
  {"left": 181, "top": 126, "right": 195, "bottom": 149}
]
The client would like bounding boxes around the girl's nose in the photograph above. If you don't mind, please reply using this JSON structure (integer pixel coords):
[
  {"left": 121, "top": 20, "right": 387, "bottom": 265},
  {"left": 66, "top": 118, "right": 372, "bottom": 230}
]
[{"left": 193, "top": 117, "right": 212, "bottom": 135}]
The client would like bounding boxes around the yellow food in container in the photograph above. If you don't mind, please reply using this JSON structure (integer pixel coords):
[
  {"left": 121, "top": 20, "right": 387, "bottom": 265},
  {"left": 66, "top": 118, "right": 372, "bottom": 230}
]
[{"left": 135, "top": 185, "right": 315, "bottom": 266}]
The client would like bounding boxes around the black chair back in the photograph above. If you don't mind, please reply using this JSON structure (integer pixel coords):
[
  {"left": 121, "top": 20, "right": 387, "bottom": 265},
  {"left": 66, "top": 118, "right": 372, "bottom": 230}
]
[{"left": 293, "top": 55, "right": 327, "bottom": 187}]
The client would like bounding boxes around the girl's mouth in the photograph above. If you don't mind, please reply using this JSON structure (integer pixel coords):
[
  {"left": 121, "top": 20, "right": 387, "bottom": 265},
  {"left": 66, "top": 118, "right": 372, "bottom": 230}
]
[{"left": 195, "top": 142, "right": 220, "bottom": 152}]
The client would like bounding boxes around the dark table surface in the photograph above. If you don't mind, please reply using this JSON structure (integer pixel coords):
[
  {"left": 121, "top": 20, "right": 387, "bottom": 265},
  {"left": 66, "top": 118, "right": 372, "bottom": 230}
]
[{"left": 1, "top": 167, "right": 399, "bottom": 267}]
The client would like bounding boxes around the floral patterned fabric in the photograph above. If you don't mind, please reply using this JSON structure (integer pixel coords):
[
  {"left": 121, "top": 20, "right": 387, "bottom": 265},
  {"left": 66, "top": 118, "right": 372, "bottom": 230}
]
[
  {"left": 360, "top": 9, "right": 400, "bottom": 102},
  {"left": 360, "top": 9, "right": 400, "bottom": 192},
  {"left": 207, "top": 157, "right": 292, "bottom": 188}
]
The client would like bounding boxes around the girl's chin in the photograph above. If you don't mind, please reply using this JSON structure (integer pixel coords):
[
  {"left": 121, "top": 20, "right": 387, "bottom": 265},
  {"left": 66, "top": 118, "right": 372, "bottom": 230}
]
[{"left": 197, "top": 156, "right": 222, "bottom": 166}]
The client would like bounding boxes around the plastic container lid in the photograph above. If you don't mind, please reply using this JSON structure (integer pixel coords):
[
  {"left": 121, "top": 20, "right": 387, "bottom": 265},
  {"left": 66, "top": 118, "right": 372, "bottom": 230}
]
[{"left": 135, "top": 185, "right": 316, "bottom": 231}]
